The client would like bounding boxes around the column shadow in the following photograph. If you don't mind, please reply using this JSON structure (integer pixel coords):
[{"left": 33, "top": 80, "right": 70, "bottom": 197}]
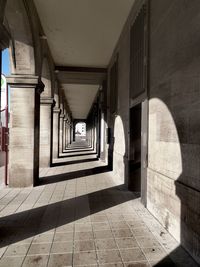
[
  {"left": 0, "top": 185, "right": 138, "bottom": 248},
  {"left": 40, "top": 165, "right": 111, "bottom": 185}
]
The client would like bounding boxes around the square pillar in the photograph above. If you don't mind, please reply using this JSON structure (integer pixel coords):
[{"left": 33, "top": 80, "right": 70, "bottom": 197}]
[
  {"left": 7, "top": 75, "right": 44, "bottom": 187},
  {"left": 59, "top": 114, "right": 64, "bottom": 154},
  {"left": 52, "top": 107, "right": 60, "bottom": 160},
  {"left": 39, "top": 97, "right": 55, "bottom": 168},
  {"left": 63, "top": 118, "right": 67, "bottom": 150}
]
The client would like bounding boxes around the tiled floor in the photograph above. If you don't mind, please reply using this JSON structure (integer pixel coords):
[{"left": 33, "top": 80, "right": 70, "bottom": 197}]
[{"left": 0, "top": 142, "right": 198, "bottom": 266}]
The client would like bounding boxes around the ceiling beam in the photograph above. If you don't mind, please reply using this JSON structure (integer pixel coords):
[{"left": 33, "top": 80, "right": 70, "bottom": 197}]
[{"left": 55, "top": 66, "right": 107, "bottom": 73}]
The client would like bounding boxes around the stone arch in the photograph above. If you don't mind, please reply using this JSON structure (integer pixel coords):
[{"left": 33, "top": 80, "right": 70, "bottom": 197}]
[
  {"left": 113, "top": 115, "right": 126, "bottom": 183},
  {"left": 3, "top": 0, "right": 36, "bottom": 75}
]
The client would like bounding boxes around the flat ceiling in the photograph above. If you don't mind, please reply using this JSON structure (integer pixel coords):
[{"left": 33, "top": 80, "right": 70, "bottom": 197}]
[
  {"left": 63, "top": 84, "right": 99, "bottom": 119},
  {"left": 34, "top": 0, "right": 135, "bottom": 67}
]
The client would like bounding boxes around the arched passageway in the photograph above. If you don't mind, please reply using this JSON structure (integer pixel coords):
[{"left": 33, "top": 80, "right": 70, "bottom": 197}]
[{"left": 0, "top": 0, "right": 199, "bottom": 266}]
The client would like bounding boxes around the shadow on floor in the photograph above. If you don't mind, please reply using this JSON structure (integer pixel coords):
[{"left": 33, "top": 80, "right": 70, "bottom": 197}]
[
  {"left": 58, "top": 152, "right": 97, "bottom": 158},
  {"left": 0, "top": 185, "right": 138, "bottom": 248},
  {"left": 62, "top": 148, "right": 94, "bottom": 154},
  {"left": 50, "top": 157, "right": 98, "bottom": 167},
  {"left": 40, "top": 165, "right": 111, "bottom": 185}
]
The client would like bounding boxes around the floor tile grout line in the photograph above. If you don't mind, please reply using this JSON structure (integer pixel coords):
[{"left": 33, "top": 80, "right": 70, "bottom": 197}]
[
  {"left": 86, "top": 174, "right": 99, "bottom": 266},
  {"left": 106, "top": 210, "right": 130, "bottom": 266},
  {"left": 0, "top": 188, "right": 12, "bottom": 201},
  {"left": 22, "top": 183, "right": 59, "bottom": 267},
  {"left": 46, "top": 180, "right": 68, "bottom": 267},
  {"left": 0, "top": 187, "right": 47, "bottom": 261},
  {"left": 131, "top": 205, "right": 172, "bottom": 266},
  {"left": 0, "top": 188, "right": 23, "bottom": 214}
]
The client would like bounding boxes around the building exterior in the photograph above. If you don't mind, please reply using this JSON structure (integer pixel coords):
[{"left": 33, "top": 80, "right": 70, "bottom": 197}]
[{"left": 0, "top": 0, "right": 200, "bottom": 265}]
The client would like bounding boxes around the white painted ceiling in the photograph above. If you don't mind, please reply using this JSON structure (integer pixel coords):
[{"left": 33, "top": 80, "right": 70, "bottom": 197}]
[
  {"left": 63, "top": 84, "right": 99, "bottom": 119},
  {"left": 34, "top": 0, "right": 135, "bottom": 119},
  {"left": 34, "top": 0, "right": 135, "bottom": 67}
]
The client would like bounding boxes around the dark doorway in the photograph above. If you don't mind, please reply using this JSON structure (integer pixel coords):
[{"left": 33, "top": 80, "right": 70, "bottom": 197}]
[{"left": 129, "top": 103, "right": 142, "bottom": 193}]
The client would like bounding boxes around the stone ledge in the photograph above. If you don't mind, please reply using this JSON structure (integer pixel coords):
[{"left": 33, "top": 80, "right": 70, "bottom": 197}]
[
  {"left": 6, "top": 75, "right": 44, "bottom": 94},
  {"left": 53, "top": 107, "right": 61, "bottom": 114},
  {"left": 40, "top": 97, "right": 55, "bottom": 106}
]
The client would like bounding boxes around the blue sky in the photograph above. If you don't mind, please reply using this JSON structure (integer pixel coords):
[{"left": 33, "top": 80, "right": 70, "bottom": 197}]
[{"left": 2, "top": 49, "right": 10, "bottom": 75}]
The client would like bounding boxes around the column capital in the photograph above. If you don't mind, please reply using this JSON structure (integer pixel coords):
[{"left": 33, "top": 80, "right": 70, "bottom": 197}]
[
  {"left": 53, "top": 107, "right": 61, "bottom": 114},
  {"left": 40, "top": 97, "right": 55, "bottom": 106},
  {"left": 60, "top": 114, "right": 65, "bottom": 119},
  {"left": 6, "top": 75, "right": 44, "bottom": 94}
]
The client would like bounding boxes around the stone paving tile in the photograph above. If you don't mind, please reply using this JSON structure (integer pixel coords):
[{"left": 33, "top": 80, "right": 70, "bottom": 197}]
[
  {"left": 112, "top": 229, "right": 134, "bottom": 238},
  {"left": 74, "top": 240, "right": 95, "bottom": 252},
  {"left": 0, "top": 147, "right": 198, "bottom": 266},
  {"left": 99, "top": 264, "right": 124, "bottom": 267},
  {"left": 97, "top": 249, "right": 122, "bottom": 264},
  {"left": 120, "top": 248, "right": 146, "bottom": 262},
  {"left": 4, "top": 243, "right": 30, "bottom": 256},
  {"left": 74, "top": 231, "right": 94, "bottom": 241},
  {"left": 33, "top": 233, "right": 54, "bottom": 243},
  {"left": 95, "top": 238, "right": 118, "bottom": 250},
  {"left": 27, "top": 242, "right": 51, "bottom": 255},
  {"left": 115, "top": 237, "right": 139, "bottom": 249},
  {"left": 53, "top": 232, "right": 73, "bottom": 242},
  {"left": 22, "top": 255, "right": 49, "bottom": 267},
  {"left": 94, "top": 229, "right": 114, "bottom": 239},
  {"left": 136, "top": 236, "right": 161, "bottom": 248},
  {"left": 124, "top": 262, "right": 150, "bottom": 267},
  {"left": 0, "top": 256, "right": 25, "bottom": 267},
  {"left": 142, "top": 247, "right": 168, "bottom": 262},
  {"left": 48, "top": 253, "right": 72, "bottom": 267},
  {"left": 73, "top": 251, "right": 98, "bottom": 265},
  {"left": 51, "top": 241, "right": 73, "bottom": 254}
]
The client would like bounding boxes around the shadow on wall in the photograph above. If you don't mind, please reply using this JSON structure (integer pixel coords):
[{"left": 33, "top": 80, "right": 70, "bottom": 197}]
[
  {"left": 139, "top": 97, "right": 198, "bottom": 265},
  {"left": 149, "top": 96, "right": 200, "bottom": 265},
  {"left": 106, "top": 97, "right": 199, "bottom": 265}
]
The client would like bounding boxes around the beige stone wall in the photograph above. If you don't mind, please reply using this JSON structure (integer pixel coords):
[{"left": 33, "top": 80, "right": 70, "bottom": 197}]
[
  {"left": 148, "top": 0, "right": 200, "bottom": 263},
  {"left": 108, "top": 0, "right": 200, "bottom": 263}
]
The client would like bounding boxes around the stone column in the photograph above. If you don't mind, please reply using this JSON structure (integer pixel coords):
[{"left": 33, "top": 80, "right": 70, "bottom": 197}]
[
  {"left": 67, "top": 123, "right": 70, "bottom": 147},
  {"left": 52, "top": 107, "right": 60, "bottom": 160},
  {"left": 69, "top": 124, "right": 72, "bottom": 145},
  {"left": 59, "top": 113, "right": 64, "bottom": 154},
  {"left": 73, "top": 122, "right": 76, "bottom": 142},
  {"left": 63, "top": 118, "right": 67, "bottom": 150},
  {"left": 7, "top": 75, "right": 44, "bottom": 187},
  {"left": 39, "top": 97, "right": 55, "bottom": 168}
]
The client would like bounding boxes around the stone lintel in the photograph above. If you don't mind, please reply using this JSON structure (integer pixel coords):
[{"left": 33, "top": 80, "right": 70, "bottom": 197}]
[{"left": 6, "top": 75, "right": 44, "bottom": 94}]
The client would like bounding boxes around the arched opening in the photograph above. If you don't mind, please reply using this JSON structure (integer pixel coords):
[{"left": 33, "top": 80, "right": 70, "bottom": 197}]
[
  {"left": 75, "top": 122, "right": 86, "bottom": 142},
  {"left": 0, "top": 48, "right": 10, "bottom": 186}
]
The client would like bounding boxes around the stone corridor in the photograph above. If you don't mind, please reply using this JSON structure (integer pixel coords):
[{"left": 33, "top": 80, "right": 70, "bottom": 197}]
[{"left": 0, "top": 144, "right": 198, "bottom": 267}]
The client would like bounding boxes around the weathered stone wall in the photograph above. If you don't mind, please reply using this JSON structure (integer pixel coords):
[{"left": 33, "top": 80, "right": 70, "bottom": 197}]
[
  {"left": 148, "top": 0, "right": 200, "bottom": 263},
  {"left": 108, "top": 0, "right": 200, "bottom": 263}
]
